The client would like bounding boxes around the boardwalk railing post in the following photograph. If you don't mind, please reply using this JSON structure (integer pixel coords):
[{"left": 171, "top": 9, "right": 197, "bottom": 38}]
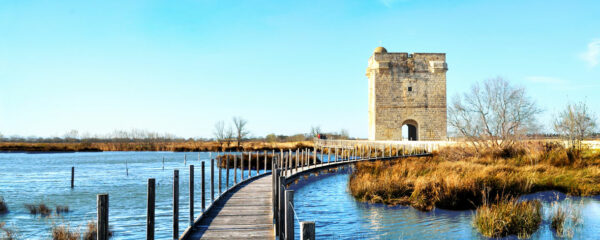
[
  {"left": 273, "top": 169, "right": 280, "bottom": 237},
  {"left": 234, "top": 154, "right": 238, "bottom": 184},
  {"left": 248, "top": 152, "right": 252, "bottom": 177},
  {"left": 241, "top": 152, "right": 245, "bottom": 181},
  {"left": 300, "top": 221, "right": 315, "bottom": 240},
  {"left": 97, "top": 194, "right": 109, "bottom": 240},
  {"left": 211, "top": 158, "right": 215, "bottom": 202},
  {"left": 201, "top": 162, "right": 206, "bottom": 211},
  {"left": 189, "top": 165, "right": 194, "bottom": 227},
  {"left": 320, "top": 147, "right": 323, "bottom": 164},
  {"left": 173, "top": 170, "right": 179, "bottom": 240},
  {"left": 335, "top": 148, "right": 338, "bottom": 162},
  {"left": 71, "top": 166, "right": 75, "bottom": 188},
  {"left": 226, "top": 156, "right": 230, "bottom": 189},
  {"left": 147, "top": 178, "right": 155, "bottom": 240},
  {"left": 285, "top": 190, "right": 294, "bottom": 240},
  {"left": 218, "top": 158, "right": 222, "bottom": 195},
  {"left": 278, "top": 176, "right": 285, "bottom": 240}
]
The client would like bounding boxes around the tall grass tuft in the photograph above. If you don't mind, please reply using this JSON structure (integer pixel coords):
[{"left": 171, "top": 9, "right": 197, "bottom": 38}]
[
  {"left": 473, "top": 199, "right": 542, "bottom": 238},
  {"left": 549, "top": 199, "right": 582, "bottom": 238},
  {"left": 0, "top": 196, "right": 7, "bottom": 214},
  {"left": 83, "top": 220, "right": 114, "bottom": 240},
  {"left": 51, "top": 224, "right": 80, "bottom": 240}
]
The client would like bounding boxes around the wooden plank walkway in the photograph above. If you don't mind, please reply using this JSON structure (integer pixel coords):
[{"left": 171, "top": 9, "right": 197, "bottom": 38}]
[{"left": 187, "top": 174, "right": 274, "bottom": 240}]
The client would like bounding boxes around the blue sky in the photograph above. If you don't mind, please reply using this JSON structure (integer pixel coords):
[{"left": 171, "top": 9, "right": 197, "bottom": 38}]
[{"left": 1, "top": 0, "right": 599, "bottom": 138}]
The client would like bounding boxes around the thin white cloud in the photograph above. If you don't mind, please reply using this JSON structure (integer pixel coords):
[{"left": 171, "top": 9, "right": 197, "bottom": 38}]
[
  {"left": 526, "top": 76, "right": 567, "bottom": 85},
  {"left": 580, "top": 39, "right": 600, "bottom": 67}
]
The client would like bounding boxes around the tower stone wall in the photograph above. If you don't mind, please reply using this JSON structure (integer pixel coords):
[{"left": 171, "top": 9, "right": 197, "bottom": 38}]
[{"left": 366, "top": 47, "right": 447, "bottom": 141}]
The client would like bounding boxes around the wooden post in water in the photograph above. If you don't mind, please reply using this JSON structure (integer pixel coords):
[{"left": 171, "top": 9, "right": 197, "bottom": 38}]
[
  {"left": 162, "top": 157, "right": 165, "bottom": 170},
  {"left": 97, "top": 193, "right": 109, "bottom": 240},
  {"left": 234, "top": 154, "right": 238, "bottom": 184},
  {"left": 278, "top": 176, "right": 285, "bottom": 240},
  {"left": 147, "top": 178, "right": 155, "bottom": 240},
  {"left": 184, "top": 154, "right": 186, "bottom": 166},
  {"left": 211, "top": 159, "right": 214, "bottom": 202},
  {"left": 226, "top": 156, "right": 230, "bottom": 189},
  {"left": 201, "top": 162, "right": 205, "bottom": 211},
  {"left": 285, "top": 190, "right": 294, "bottom": 240},
  {"left": 218, "top": 158, "right": 222, "bottom": 195},
  {"left": 126, "top": 159, "right": 129, "bottom": 176},
  {"left": 189, "top": 165, "right": 194, "bottom": 227},
  {"left": 273, "top": 169, "right": 279, "bottom": 237},
  {"left": 71, "top": 167, "right": 74, "bottom": 188},
  {"left": 172, "top": 170, "right": 179, "bottom": 240},
  {"left": 300, "top": 221, "right": 315, "bottom": 240}
]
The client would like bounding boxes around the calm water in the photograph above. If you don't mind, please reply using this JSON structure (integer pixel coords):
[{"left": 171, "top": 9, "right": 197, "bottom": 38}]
[
  {"left": 289, "top": 167, "right": 600, "bottom": 240},
  {"left": 0, "top": 151, "right": 265, "bottom": 239}
]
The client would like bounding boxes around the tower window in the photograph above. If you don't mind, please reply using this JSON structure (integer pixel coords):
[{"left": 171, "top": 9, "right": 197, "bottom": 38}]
[{"left": 408, "top": 87, "right": 413, "bottom": 92}]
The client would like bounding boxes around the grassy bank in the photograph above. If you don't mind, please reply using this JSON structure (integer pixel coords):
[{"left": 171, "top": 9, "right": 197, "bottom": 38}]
[
  {"left": 349, "top": 142, "right": 600, "bottom": 211},
  {"left": 0, "top": 141, "right": 314, "bottom": 153}
]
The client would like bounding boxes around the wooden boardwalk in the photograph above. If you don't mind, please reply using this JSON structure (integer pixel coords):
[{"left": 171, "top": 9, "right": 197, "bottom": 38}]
[{"left": 187, "top": 174, "right": 274, "bottom": 240}]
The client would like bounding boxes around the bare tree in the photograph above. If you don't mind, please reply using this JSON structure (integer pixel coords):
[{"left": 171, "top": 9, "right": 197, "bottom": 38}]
[
  {"left": 213, "top": 120, "right": 226, "bottom": 150},
  {"left": 63, "top": 129, "right": 79, "bottom": 142},
  {"left": 225, "top": 126, "right": 234, "bottom": 148},
  {"left": 448, "top": 77, "right": 541, "bottom": 151},
  {"left": 554, "top": 101, "right": 597, "bottom": 150},
  {"left": 232, "top": 117, "right": 249, "bottom": 150}
]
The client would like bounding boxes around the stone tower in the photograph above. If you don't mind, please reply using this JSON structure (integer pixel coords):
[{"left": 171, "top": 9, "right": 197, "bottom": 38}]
[{"left": 366, "top": 47, "right": 447, "bottom": 141}]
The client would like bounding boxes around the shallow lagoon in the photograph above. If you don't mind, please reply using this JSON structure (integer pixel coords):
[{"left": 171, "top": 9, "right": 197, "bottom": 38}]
[{"left": 0, "top": 151, "right": 257, "bottom": 239}]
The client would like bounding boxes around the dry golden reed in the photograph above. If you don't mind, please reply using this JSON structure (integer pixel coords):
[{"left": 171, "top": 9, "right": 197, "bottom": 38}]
[{"left": 349, "top": 142, "right": 600, "bottom": 211}]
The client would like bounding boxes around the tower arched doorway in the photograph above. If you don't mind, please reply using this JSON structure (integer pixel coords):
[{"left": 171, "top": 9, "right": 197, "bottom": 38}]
[{"left": 401, "top": 120, "right": 418, "bottom": 141}]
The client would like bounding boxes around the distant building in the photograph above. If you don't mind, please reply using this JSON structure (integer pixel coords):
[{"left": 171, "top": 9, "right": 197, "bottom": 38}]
[{"left": 366, "top": 47, "right": 447, "bottom": 141}]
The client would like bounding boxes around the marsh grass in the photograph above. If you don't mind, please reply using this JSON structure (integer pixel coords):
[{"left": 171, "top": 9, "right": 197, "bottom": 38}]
[
  {"left": 473, "top": 198, "right": 542, "bottom": 238},
  {"left": 55, "top": 205, "right": 69, "bottom": 215},
  {"left": 549, "top": 198, "right": 583, "bottom": 238},
  {"left": 0, "top": 222, "right": 20, "bottom": 240},
  {"left": 51, "top": 224, "right": 80, "bottom": 240},
  {"left": 82, "top": 220, "right": 113, "bottom": 240},
  {"left": 349, "top": 142, "right": 600, "bottom": 211},
  {"left": 0, "top": 196, "right": 7, "bottom": 214},
  {"left": 24, "top": 203, "right": 52, "bottom": 216}
]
